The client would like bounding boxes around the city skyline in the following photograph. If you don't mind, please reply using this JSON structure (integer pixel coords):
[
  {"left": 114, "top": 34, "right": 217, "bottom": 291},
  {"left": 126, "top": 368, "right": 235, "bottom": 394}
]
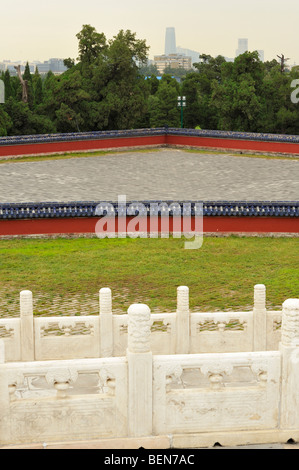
[{"left": 1, "top": 0, "right": 299, "bottom": 65}]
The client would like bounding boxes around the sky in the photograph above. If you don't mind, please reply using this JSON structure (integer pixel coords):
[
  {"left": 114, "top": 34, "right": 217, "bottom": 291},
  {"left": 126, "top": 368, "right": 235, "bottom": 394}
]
[{"left": 1, "top": 0, "right": 299, "bottom": 65}]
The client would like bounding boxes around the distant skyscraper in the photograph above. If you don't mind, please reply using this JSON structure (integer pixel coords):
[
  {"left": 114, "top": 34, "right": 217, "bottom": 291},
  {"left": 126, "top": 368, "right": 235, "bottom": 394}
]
[
  {"left": 165, "top": 27, "right": 176, "bottom": 55},
  {"left": 257, "top": 50, "right": 264, "bottom": 62},
  {"left": 236, "top": 38, "right": 248, "bottom": 57}
]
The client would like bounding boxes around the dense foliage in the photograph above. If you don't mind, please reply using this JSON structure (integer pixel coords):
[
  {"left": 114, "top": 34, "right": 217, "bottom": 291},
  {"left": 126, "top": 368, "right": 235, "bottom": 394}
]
[{"left": 1, "top": 25, "right": 299, "bottom": 136}]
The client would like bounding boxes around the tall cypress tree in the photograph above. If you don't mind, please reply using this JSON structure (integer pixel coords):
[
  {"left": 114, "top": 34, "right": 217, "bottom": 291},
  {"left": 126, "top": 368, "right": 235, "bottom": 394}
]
[
  {"left": 33, "top": 67, "right": 43, "bottom": 107},
  {"left": 3, "top": 69, "right": 14, "bottom": 100},
  {"left": 22, "top": 62, "right": 34, "bottom": 108},
  {"left": 23, "top": 62, "right": 32, "bottom": 82}
]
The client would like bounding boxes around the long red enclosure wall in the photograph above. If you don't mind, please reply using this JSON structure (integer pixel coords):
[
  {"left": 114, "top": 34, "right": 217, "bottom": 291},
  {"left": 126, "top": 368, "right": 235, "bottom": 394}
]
[
  {"left": 165, "top": 135, "right": 299, "bottom": 154},
  {"left": 0, "top": 135, "right": 167, "bottom": 157},
  {"left": 1, "top": 133, "right": 299, "bottom": 157},
  {"left": 0, "top": 216, "right": 298, "bottom": 236}
]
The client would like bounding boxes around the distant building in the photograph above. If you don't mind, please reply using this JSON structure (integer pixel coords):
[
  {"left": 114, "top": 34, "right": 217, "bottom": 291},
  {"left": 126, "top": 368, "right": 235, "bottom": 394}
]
[
  {"left": 257, "top": 50, "right": 264, "bottom": 62},
  {"left": 176, "top": 46, "right": 200, "bottom": 66},
  {"left": 235, "top": 39, "right": 264, "bottom": 61},
  {"left": 0, "top": 61, "right": 35, "bottom": 75},
  {"left": 236, "top": 38, "right": 248, "bottom": 57},
  {"left": 0, "top": 57, "right": 67, "bottom": 76},
  {"left": 49, "top": 58, "right": 68, "bottom": 73},
  {"left": 165, "top": 27, "right": 176, "bottom": 55},
  {"left": 36, "top": 58, "right": 67, "bottom": 74},
  {"left": 35, "top": 62, "right": 51, "bottom": 74},
  {"left": 153, "top": 53, "right": 192, "bottom": 74},
  {"left": 7, "top": 64, "right": 24, "bottom": 76}
]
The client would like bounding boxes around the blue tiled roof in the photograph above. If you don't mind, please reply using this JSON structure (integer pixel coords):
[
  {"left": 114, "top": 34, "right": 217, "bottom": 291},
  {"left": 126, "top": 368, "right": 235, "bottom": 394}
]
[
  {"left": 0, "top": 201, "right": 298, "bottom": 219},
  {"left": 167, "top": 128, "right": 299, "bottom": 143},
  {"left": 0, "top": 128, "right": 166, "bottom": 146},
  {"left": 1, "top": 127, "right": 299, "bottom": 146}
]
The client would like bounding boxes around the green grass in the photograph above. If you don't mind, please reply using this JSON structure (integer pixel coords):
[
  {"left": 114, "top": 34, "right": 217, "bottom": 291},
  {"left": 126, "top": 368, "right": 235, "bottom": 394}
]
[
  {"left": 0, "top": 236, "right": 298, "bottom": 316},
  {"left": 184, "top": 148, "right": 299, "bottom": 161},
  {"left": 0, "top": 147, "right": 297, "bottom": 165},
  {"left": 0, "top": 148, "right": 161, "bottom": 165}
]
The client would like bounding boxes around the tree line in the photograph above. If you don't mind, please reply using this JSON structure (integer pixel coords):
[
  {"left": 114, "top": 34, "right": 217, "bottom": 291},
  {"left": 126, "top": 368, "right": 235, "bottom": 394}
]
[{"left": 1, "top": 24, "right": 299, "bottom": 137}]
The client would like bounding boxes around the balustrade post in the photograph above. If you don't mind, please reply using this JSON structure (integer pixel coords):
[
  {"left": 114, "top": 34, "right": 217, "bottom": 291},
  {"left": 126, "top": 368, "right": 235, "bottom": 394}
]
[
  {"left": 253, "top": 284, "right": 267, "bottom": 351},
  {"left": 280, "top": 298, "right": 299, "bottom": 431},
  {"left": 99, "top": 288, "right": 113, "bottom": 357},
  {"left": 0, "top": 340, "right": 4, "bottom": 364},
  {"left": 127, "top": 303, "right": 152, "bottom": 437},
  {"left": 0, "top": 340, "right": 9, "bottom": 444},
  {"left": 20, "top": 290, "right": 34, "bottom": 361},
  {"left": 176, "top": 286, "right": 190, "bottom": 354}
]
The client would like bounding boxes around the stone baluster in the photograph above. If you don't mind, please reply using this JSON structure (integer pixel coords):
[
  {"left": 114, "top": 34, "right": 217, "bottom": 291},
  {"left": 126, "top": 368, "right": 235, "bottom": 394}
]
[
  {"left": 253, "top": 284, "right": 267, "bottom": 351},
  {"left": 20, "top": 290, "right": 34, "bottom": 361},
  {"left": 99, "top": 288, "right": 113, "bottom": 357},
  {"left": 176, "top": 286, "right": 190, "bottom": 354},
  {"left": 280, "top": 298, "right": 299, "bottom": 430},
  {"left": 0, "top": 340, "right": 4, "bottom": 364},
  {"left": 0, "top": 340, "right": 9, "bottom": 444},
  {"left": 127, "top": 303, "right": 152, "bottom": 437}
]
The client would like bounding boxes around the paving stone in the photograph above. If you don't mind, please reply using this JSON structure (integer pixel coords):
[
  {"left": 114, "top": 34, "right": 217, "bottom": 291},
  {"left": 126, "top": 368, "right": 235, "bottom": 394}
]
[{"left": 0, "top": 149, "right": 298, "bottom": 203}]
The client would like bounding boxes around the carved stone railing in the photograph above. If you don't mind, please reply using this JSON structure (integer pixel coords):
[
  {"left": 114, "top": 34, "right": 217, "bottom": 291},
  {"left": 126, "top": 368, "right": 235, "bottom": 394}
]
[
  {"left": 0, "top": 297, "right": 299, "bottom": 447},
  {"left": 0, "top": 284, "right": 284, "bottom": 362}
]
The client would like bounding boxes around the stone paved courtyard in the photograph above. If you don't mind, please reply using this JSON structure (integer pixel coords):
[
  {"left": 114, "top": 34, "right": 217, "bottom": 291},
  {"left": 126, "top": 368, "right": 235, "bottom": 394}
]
[{"left": 0, "top": 149, "right": 298, "bottom": 203}]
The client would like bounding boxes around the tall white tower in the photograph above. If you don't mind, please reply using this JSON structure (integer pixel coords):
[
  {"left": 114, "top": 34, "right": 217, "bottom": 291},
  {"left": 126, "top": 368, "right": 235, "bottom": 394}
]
[
  {"left": 165, "top": 27, "right": 176, "bottom": 55},
  {"left": 236, "top": 38, "right": 248, "bottom": 57}
]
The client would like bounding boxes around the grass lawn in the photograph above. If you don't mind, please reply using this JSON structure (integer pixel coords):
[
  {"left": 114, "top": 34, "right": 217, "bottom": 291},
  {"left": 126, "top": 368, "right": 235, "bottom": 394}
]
[
  {"left": 0, "top": 235, "right": 298, "bottom": 317},
  {"left": 0, "top": 147, "right": 298, "bottom": 165}
]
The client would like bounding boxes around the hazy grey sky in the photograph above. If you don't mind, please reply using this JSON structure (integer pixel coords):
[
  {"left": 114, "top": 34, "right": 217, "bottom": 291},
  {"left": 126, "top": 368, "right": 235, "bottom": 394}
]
[{"left": 1, "top": 0, "right": 299, "bottom": 64}]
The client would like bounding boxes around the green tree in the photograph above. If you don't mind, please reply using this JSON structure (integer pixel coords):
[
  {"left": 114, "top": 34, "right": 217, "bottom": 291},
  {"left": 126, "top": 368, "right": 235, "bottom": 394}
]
[
  {"left": 32, "top": 67, "right": 43, "bottom": 107},
  {"left": 259, "top": 63, "right": 291, "bottom": 132},
  {"left": 0, "top": 106, "right": 13, "bottom": 135},
  {"left": 76, "top": 24, "right": 107, "bottom": 66},
  {"left": 138, "top": 62, "right": 159, "bottom": 77},
  {"left": 38, "top": 70, "right": 59, "bottom": 122},
  {"left": 4, "top": 97, "right": 55, "bottom": 135},
  {"left": 163, "top": 66, "right": 193, "bottom": 78},
  {"left": 181, "top": 73, "right": 202, "bottom": 128},
  {"left": 193, "top": 54, "right": 226, "bottom": 93},
  {"left": 148, "top": 77, "right": 180, "bottom": 127},
  {"left": 3, "top": 70, "right": 14, "bottom": 100},
  {"left": 22, "top": 62, "right": 34, "bottom": 108},
  {"left": 191, "top": 54, "right": 228, "bottom": 129},
  {"left": 64, "top": 58, "right": 75, "bottom": 70},
  {"left": 91, "top": 29, "right": 150, "bottom": 129},
  {"left": 55, "top": 102, "right": 83, "bottom": 132},
  {"left": 211, "top": 52, "right": 265, "bottom": 132},
  {"left": 23, "top": 62, "right": 32, "bottom": 83},
  {"left": 212, "top": 74, "right": 262, "bottom": 131}
]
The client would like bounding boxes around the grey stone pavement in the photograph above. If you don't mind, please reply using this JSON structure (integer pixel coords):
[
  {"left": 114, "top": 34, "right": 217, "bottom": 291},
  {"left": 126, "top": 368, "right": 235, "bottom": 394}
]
[{"left": 0, "top": 149, "right": 298, "bottom": 203}]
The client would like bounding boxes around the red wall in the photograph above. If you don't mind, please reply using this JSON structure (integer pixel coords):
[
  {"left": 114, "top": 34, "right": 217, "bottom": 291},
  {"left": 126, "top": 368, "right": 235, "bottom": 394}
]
[
  {"left": 0, "top": 216, "right": 298, "bottom": 236},
  {"left": 165, "top": 134, "right": 299, "bottom": 154},
  {"left": 1, "top": 133, "right": 299, "bottom": 157},
  {"left": 0, "top": 135, "right": 167, "bottom": 157}
]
